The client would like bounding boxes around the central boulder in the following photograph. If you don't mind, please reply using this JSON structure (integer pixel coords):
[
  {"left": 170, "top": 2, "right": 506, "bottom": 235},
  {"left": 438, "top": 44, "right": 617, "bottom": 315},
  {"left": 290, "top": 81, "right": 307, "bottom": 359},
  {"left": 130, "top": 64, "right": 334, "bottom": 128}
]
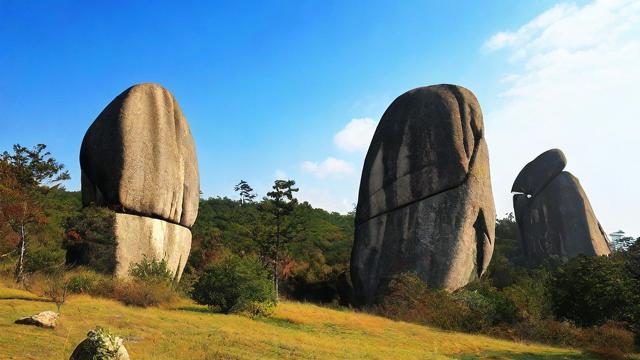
[
  {"left": 80, "top": 83, "right": 199, "bottom": 280},
  {"left": 351, "top": 85, "right": 496, "bottom": 305}
]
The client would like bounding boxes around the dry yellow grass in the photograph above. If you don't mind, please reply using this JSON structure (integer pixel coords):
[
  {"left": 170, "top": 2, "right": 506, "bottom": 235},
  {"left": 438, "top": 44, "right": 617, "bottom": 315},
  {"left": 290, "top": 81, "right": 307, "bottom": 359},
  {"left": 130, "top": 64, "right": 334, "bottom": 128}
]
[{"left": 0, "top": 283, "right": 597, "bottom": 360}]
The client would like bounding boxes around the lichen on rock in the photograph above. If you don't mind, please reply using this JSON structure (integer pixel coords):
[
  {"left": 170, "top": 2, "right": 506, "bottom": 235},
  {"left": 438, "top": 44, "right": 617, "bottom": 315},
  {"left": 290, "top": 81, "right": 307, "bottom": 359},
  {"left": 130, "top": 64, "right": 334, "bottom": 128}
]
[{"left": 69, "top": 327, "right": 130, "bottom": 360}]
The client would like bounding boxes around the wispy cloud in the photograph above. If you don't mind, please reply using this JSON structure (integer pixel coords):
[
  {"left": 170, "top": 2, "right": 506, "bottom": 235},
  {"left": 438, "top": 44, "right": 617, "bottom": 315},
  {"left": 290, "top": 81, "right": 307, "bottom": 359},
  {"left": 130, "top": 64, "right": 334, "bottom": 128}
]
[
  {"left": 333, "top": 118, "right": 378, "bottom": 152},
  {"left": 302, "top": 157, "right": 354, "bottom": 178},
  {"left": 482, "top": 3, "right": 577, "bottom": 53},
  {"left": 484, "top": 0, "right": 640, "bottom": 235}
]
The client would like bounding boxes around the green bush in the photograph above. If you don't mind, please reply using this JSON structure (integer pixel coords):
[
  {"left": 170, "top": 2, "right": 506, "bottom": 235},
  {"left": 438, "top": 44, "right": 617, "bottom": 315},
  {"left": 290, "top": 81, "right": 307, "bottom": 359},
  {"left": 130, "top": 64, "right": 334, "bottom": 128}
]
[
  {"left": 191, "top": 255, "right": 275, "bottom": 316},
  {"left": 129, "top": 256, "right": 174, "bottom": 285},
  {"left": 67, "top": 269, "right": 103, "bottom": 294},
  {"left": 503, "top": 271, "right": 552, "bottom": 322}
]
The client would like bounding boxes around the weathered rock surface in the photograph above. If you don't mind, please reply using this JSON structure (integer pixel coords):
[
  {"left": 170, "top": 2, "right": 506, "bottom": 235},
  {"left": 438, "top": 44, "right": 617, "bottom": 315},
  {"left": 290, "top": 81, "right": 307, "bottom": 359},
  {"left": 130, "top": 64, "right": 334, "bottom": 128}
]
[
  {"left": 512, "top": 149, "right": 566, "bottom": 197},
  {"left": 80, "top": 83, "right": 199, "bottom": 228},
  {"left": 513, "top": 149, "right": 610, "bottom": 264},
  {"left": 69, "top": 327, "right": 130, "bottom": 360},
  {"left": 15, "top": 311, "right": 58, "bottom": 328},
  {"left": 114, "top": 213, "right": 191, "bottom": 280},
  {"left": 351, "top": 84, "right": 496, "bottom": 305},
  {"left": 80, "top": 83, "right": 199, "bottom": 281}
]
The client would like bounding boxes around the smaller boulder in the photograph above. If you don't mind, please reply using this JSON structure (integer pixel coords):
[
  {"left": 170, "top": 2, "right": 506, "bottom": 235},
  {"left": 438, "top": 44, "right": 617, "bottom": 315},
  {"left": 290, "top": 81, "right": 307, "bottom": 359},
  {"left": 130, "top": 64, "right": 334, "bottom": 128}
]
[
  {"left": 511, "top": 149, "right": 567, "bottom": 196},
  {"left": 69, "top": 327, "right": 130, "bottom": 360},
  {"left": 15, "top": 311, "right": 58, "bottom": 328}
]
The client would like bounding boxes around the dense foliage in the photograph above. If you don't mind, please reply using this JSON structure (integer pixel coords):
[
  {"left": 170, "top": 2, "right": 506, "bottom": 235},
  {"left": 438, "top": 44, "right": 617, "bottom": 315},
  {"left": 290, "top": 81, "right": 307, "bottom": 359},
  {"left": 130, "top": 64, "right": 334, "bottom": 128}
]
[
  {"left": 0, "top": 144, "right": 78, "bottom": 280},
  {"left": 63, "top": 206, "right": 116, "bottom": 274},
  {"left": 191, "top": 255, "right": 275, "bottom": 316},
  {"left": 187, "top": 196, "right": 354, "bottom": 303}
]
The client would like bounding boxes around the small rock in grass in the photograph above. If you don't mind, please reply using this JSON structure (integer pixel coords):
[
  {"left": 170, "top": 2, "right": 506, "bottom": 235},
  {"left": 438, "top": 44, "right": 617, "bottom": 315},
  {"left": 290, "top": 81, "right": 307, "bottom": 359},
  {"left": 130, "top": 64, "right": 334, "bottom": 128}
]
[{"left": 15, "top": 311, "right": 58, "bottom": 328}]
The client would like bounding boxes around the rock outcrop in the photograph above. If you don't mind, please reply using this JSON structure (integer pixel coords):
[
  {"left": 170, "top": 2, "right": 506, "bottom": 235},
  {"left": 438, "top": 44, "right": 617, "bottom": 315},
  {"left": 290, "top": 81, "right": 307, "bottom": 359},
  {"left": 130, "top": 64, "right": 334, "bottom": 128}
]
[
  {"left": 69, "top": 327, "right": 130, "bottom": 360},
  {"left": 15, "top": 311, "right": 58, "bottom": 328},
  {"left": 512, "top": 149, "right": 610, "bottom": 264},
  {"left": 351, "top": 84, "right": 496, "bottom": 305},
  {"left": 80, "top": 83, "right": 199, "bottom": 280}
]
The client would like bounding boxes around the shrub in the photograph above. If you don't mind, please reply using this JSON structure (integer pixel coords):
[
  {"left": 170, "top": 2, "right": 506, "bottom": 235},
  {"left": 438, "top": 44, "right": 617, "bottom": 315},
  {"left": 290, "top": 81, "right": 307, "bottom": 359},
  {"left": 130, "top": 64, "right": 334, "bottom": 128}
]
[
  {"left": 512, "top": 319, "right": 582, "bottom": 347},
  {"left": 67, "top": 269, "right": 103, "bottom": 294},
  {"left": 43, "top": 269, "right": 69, "bottom": 313},
  {"left": 89, "top": 277, "right": 117, "bottom": 298},
  {"left": 583, "top": 321, "right": 635, "bottom": 359},
  {"left": 191, "top": 255, "right": 275, "bottom": 316},
  {"left": 376, "top": 272, "right": 480, "bottom": 332},
  {"left": 113, "top": 280, "right": 177, "bottom": 307},
  {"left": 129, "top": 256, "right": 174, "bottom": 285},
  {"left": 81, "top": 274, "right": 177, "bottom": 308},
  {"left": 501, "top": 270, "right": 551, "bottom": 322}
]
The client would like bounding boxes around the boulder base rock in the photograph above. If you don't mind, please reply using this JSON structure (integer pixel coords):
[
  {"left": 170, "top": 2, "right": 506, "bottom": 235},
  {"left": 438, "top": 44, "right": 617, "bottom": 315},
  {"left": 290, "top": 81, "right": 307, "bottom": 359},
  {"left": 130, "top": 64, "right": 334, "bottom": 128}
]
[
  {"left": 351, "top": 85, "right": 496, "bottom": 305},
  {"left": 70, "top": 327, "right": 130, "bottom": 360},
  {"left": 114, "top": 213, "right": 191, "bottom": 280},
  {"left": 15, "top": 311, "right": 58, "bottom": 328},
  {"left": 513, "top": 150, "right": 610, "bottom": 264}
]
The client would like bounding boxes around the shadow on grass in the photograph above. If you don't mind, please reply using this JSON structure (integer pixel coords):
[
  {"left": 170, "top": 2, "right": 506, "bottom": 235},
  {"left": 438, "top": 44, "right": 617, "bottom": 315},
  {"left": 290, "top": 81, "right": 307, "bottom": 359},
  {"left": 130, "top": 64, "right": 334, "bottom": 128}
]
[
  {"left": 177, "top": 305, "right": 315, "bottom": 332},
  {"left": 455, "top": 351, "right": 600, "bottom": 360},
  {"left": 177, "top": 305, "right": 211, "bottom": 314},
  {"left": 254, "top": 316, "right": 315, "bottom": 332},
  {"left": 0, "top": 295, "right": 51, "bottom": 302}
]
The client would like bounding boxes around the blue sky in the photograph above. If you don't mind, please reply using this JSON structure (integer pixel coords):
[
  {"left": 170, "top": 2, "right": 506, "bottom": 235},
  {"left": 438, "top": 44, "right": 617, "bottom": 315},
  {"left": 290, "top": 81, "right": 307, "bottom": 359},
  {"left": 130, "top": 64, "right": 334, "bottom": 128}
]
[{"left": 2, "top": 0, "right": 639, "bottom": 235}]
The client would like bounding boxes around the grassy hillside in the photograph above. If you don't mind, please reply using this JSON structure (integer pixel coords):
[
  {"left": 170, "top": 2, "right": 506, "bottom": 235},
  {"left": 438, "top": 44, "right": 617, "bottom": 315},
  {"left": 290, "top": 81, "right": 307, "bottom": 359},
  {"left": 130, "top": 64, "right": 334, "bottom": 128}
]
[{"left": 0, "top": 283, "right": 597, "bottom": 360}]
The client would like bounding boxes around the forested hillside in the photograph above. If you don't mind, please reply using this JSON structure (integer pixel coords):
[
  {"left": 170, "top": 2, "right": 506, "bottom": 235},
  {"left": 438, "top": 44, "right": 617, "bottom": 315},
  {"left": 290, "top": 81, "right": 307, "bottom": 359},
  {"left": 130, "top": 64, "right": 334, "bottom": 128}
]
[{"left": 187, "top": 196, "right": 354, "bottom": 302}]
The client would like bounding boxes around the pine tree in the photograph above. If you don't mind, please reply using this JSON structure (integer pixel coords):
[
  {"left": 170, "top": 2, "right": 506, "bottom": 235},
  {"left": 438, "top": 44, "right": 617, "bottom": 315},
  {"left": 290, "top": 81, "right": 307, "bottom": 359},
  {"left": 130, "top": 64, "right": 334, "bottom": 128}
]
[
  {"left": 234, "top": 180, "right": 257, "bottom": 205},
  {"left": 258, "top": 179, "right": 300, "bottom": 300}
]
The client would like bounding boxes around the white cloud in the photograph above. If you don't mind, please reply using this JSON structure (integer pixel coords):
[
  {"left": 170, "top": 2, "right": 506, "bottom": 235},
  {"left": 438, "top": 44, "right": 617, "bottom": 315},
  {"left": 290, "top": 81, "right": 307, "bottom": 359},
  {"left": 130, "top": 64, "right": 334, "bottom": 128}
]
[
  {"left": 483, "top": 3, "right": 578, "bottom": 53},
  {"left": 484, "top": 0, "right": 640, "bottom": 235},
  {"left": 333, "top": 118, "right": 378, "bottom": 152},
  {"left": 273, "top": 169, "right": 288, "bottom": 180},
  {"left": 301, "top": 157, "right": 354, "bottom": 178}
]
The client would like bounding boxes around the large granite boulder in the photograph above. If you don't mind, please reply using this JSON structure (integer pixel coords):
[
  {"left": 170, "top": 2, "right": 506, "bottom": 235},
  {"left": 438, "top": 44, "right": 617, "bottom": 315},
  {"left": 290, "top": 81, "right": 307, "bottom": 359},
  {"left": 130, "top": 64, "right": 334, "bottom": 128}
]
[
  {"left": 80, "top": 83, "right": 199, "bottom": 280},
  {"left": 81, "top": 83, "right": 199, "bottom": 227},
  {"left": 513, "top": 149, "right": 610, "bottom": 264},
  {"left": 351, "top": 84, "right": 496, "bottom": 305}
]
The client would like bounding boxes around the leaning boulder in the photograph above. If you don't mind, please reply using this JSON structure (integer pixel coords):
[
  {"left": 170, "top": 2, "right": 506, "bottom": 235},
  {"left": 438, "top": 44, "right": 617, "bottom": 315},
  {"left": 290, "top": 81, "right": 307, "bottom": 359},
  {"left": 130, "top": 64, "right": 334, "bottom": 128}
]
[
  {"left": 69, "top": 327, "right": 130, "bottom": 360},
  {"left": 79, "top": 83, "right": 199, "bottom": 280},
  {"left": 512, "top": 149, "right": 610, "bottom": 264},
  {"left": 351, "top": 84, "right": 496, "bottom": 305},
  {"left": 511, "top": 149, "right": 566, "bottom": 197},
  {"left": 15, "top": 311, "right": 58, "bottom": 328}
]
